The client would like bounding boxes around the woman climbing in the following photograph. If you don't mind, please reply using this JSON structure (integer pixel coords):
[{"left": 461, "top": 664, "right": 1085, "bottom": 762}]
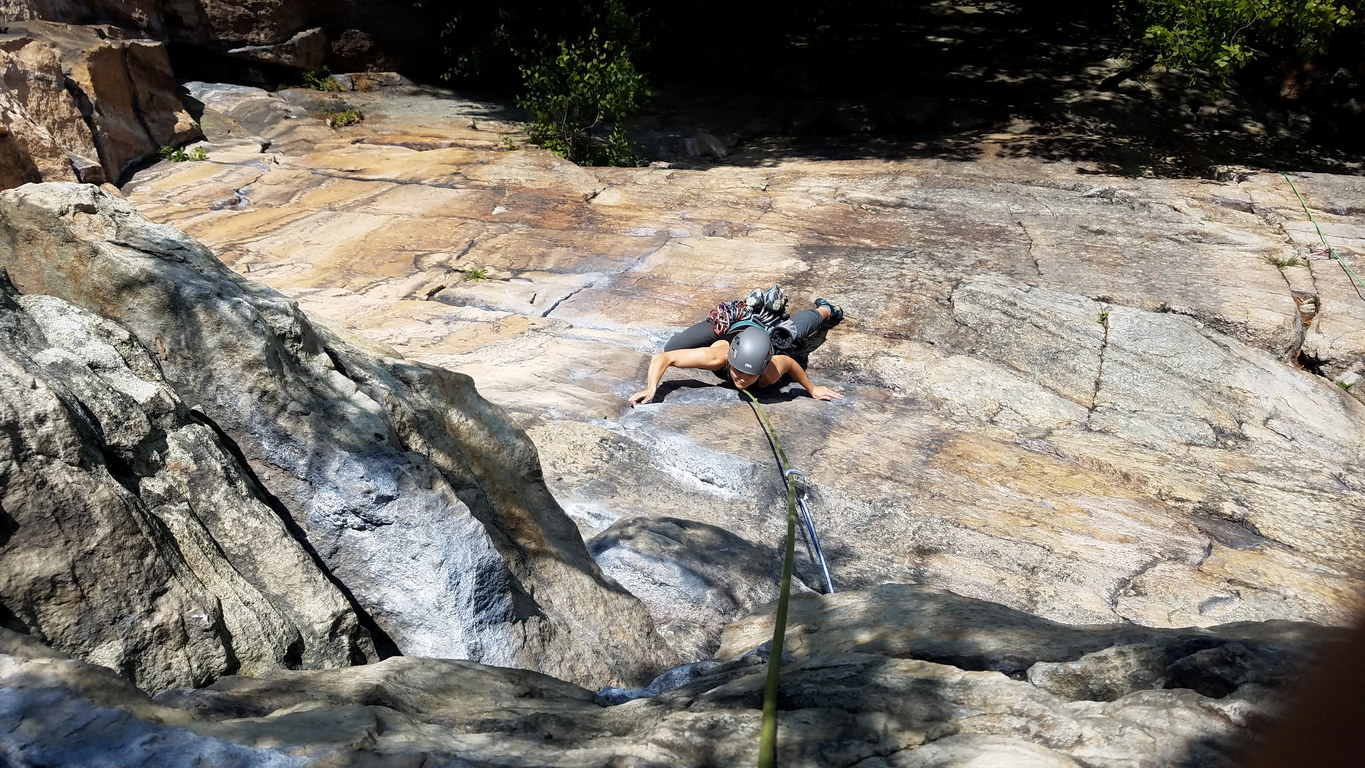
[{"left": 628, "top": 286, "right": 846, "bottom": 405}]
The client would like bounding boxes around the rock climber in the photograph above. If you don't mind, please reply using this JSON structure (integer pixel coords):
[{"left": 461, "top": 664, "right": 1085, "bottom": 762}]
[{"left": 628, "top": 286, "right": 846, "bottom": 405}]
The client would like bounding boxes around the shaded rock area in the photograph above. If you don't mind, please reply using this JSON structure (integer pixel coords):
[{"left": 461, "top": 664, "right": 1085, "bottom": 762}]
[
  {"left": 0, "top": 20, "right": 200, "bottom": 185},
  {"left": 121, "top": 82, "right": 1365, "bottom": 658},
  {"left": 1, "top": 0, "right": 447, "bottom": 80},
  {"left": 588, "top": 516, "right": 803, "bottom": 660},
  {"left": 0, "top": 182, "right": 674, "bottom": 690},
  {"left": 0, "top": 585, "right": 1344, "bottom": 767},
  {"left": 720, "top": 585, "right": 1331, "bottom": 686}
]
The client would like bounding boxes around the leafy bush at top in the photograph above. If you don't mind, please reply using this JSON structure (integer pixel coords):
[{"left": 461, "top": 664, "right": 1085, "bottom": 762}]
[
  {"left": 1127, "top": 0, "right": 1361, "bottom": 78},
  {"left": 420, "top": 0, "right": 650, "bottom": 167},
  {"left": 517, "top": 26, "right": 650, "bottom": 166}
]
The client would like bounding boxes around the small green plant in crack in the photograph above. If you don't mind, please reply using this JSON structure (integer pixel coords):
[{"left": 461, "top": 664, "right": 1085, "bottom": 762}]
[
  {"left": 1338, "top": 380, "right": 1354, "bottom": 390},
  {"left": 501, "top": 135, "right": 519, "bottom": 151},
  {"left": 1097, "top": 307, "right": 1110, "bottom": 325},
  {"left": 463, "top": 267, "right": 490, "bottom": 282},
  {"left": 158, "top": 145, "right": 209, "bottom": 162},
  {"left": 323, "top": 109, "right": 364, "bottom": 128},
  {"left": 1263, "top": 254, "right": 1304, "bottom": 268},
  {"left": 303, "top": 69, "right": 343, "bottom": 92}
]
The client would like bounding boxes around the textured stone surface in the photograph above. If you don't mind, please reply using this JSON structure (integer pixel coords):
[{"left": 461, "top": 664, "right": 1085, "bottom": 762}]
[
  {"left": 0, "top": 21, "right": 199, "bottom": 188},
  {"left": 0, "top": 269, "right": 368, "bottom": 691},
  {"left": 0, "top": 586, "right": 1342, "bottom": 767},
  {"left": 587, "top": 516, "right": 805, "bottom": 659},
  {"left": 0, "top": 28, "right": 95, "bottom": 183},
  {"left": 0, "top": 182, "right": 674, "bottom": 689},
  {"left": 121, "top": 83, "right": 1365, "bottom": 637}
]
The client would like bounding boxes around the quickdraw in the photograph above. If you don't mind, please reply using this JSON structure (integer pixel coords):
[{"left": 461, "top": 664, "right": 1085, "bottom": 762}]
[{"left": 709, "top": 299, "right": 747, "bottom": 336}]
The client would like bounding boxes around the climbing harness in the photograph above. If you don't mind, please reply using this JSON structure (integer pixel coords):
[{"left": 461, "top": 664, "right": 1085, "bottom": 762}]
[
  {"left": 1281, "top": 173, "right": 1365, "bottom": 293},
  {"left": 741, "top": 388, "right": 836, "bottom": 768},
  {"left": 783, "top": 468, "right": 836, "bottom": 595}
]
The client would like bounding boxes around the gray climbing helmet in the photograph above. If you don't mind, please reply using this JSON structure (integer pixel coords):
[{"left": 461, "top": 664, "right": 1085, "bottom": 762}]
[{"left": 728, "top": 326, "right": 772, "bottom": 377}]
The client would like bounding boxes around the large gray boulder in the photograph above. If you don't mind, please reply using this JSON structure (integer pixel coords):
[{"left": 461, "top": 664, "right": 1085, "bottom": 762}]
[
  {"left": 0, "top": 182, "right": 674, "bottom": 689},
  {"left": 0, "top": 268, "right": 368, "bottom": 692}
]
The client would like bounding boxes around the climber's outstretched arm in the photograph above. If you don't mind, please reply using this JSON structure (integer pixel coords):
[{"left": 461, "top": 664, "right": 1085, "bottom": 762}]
[
  {"left": 772, "top": 356, "right": 843, "bottom": 401},
  {"left": 629, "top": 345, "right": 727, "bottom": 405}
]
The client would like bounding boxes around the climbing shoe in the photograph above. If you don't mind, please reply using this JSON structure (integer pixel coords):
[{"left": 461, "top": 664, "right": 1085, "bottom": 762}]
[
  {"left": 815, "top": 297, "right": 844, "bottom": 323},
  {"left": 763, "top": 285, "right": 787, "bottom": 314},
  {"left": 744, "top": 288, "right": 765, "bottom": 313}
]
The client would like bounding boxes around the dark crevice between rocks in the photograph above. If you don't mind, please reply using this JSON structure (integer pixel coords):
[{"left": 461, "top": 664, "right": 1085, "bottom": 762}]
[
  {"left": 1016, "top": 219, "right": 1042, "bottom": 280},
  {"left": 0, "top": 503, "right": 15, "bottom": 556},
  {"left": 540, "top": 283, "right": 593, "bottom": 318},
  {"left": 321, "top": 344, "right": 350, "bottom": 381},
  {"left": 1297, "top": 349, "right": 1327, "bottom": 377},
  {"left": 0, "top": 600, "right": 29, "bottom": 635},
  {"left": 61, "top": 72, "right": 109, "bottom": 175},
  {"left": 1086, "top": 303, "right": 1111, "bottom": 430},
  {"left": 1106, "top": 554, "right": 1163, "bottom": 615},
  {"left": 187, "top": 407, "right": 400, "bottom": 661},
  {"left": 99, "top": 447, "right": 146, "bottom": 501}
]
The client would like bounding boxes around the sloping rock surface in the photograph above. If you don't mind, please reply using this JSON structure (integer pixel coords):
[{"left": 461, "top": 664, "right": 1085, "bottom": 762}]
[
  {"left": 0, "top": 586, "right": 1344, "bottom": 767},
  {"left": 0, "top": 182, "right": 673, "bottom": 689},
  {"left": 122, "top": 83, "right": 1365, "bottom": 651}
]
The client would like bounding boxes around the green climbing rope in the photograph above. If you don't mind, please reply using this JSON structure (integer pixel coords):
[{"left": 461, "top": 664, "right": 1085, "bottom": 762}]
[
  {"left": 741, "top": 388, "right": 800, "bottom": 768},
  {"left": 1281, "top": 173, "right": 1365, "bottom": 292}
]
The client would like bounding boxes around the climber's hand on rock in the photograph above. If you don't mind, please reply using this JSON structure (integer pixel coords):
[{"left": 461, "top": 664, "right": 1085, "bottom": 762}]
[{"left": 809, "top": 385, "right": 844, "bottom": 401}]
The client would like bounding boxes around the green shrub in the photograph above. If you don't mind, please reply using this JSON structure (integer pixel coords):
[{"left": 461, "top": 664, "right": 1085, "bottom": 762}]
[
  {"left": 1129, "top": 0, "right": 1361, "bottom": 78},
  {"left": 158, "top": 145, "right": 209, "bottom": 162},
  {"left": 323, "top": 109, "right": 365, "bottom": 128},
  {"left": 303, "top": 69, "right": 344, "bottom": 92},
  {"left": 517, "top": 27, "right": 649, "bottom": 165}
]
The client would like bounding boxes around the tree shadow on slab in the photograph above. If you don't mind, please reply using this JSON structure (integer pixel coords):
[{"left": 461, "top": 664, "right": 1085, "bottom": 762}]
[{"left": 634, "top": 1, "right": 1364, "bottom": 178}]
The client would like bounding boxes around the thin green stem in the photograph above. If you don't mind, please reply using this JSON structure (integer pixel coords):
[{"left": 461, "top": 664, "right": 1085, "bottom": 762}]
[{"left": 1282, "top": 172, "right": 1365, "bottom": 292}]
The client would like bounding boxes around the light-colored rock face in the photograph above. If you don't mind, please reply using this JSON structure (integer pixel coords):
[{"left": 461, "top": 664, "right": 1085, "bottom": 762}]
[
  {"left": 0, "top": 30, "right": 96, "bottom": 183},
  {"left": 0, "top": 21, "right": 199, "bottom": 187},
  {"left": 0, "top": 269, "right": 370, "bottom": 691},
  {"left": 0, "top": 182, "right": 674, "bottom": 689},
  {"left": 0, "top": 586, "right": 1346, "bottom": 767},
  {"left": 121, "top": 83, "right": 1365, "bottom": 643}
]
